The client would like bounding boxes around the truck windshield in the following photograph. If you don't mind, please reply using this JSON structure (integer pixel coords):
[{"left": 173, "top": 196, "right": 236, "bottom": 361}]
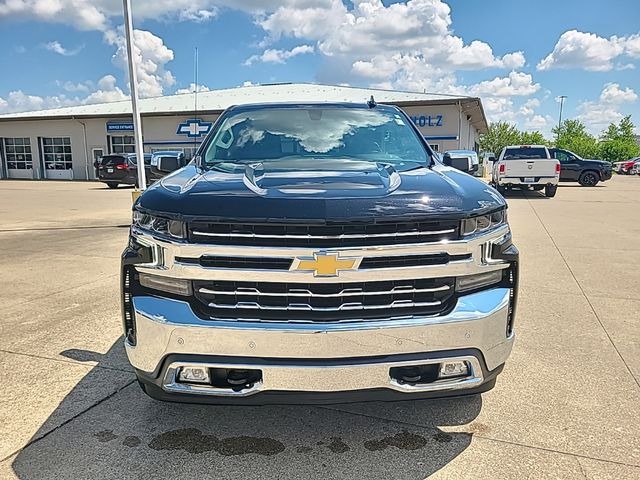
[
  {"left": 202, "top": 107, "right": 430, "bottom": 169},
  {"left": 503, "top": 147, "right": 548, "bottom": 160}
]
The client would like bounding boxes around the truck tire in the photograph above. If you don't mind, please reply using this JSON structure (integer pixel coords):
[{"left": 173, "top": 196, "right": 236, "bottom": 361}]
[
  {"left": 545, "top": 184, "right": 557, "bottom": 197},
  {"left": 107, "top": 182, "right": 118, "bottom": 189},
  {"left": 578, "top": 171, "right": 599, "bottom": 187},
  {"left": 532, "top": 185, "right": 544, "bottom": 191},
  {"left": 496, "top": 184, "right": 506, "bottom": 195}
]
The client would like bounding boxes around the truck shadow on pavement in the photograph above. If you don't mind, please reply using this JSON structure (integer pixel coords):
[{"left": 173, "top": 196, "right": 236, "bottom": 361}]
[{"left": 12, "top": 340, "right": 483, "bottom": 480}]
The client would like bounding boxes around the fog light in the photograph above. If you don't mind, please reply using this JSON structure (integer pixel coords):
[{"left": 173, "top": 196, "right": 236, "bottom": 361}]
[
  {"left": 178, "top": 366, "right": 210, "bottom": 384},
  {"left": 438, "top": 361, "right": 469, "bottom": 379}
]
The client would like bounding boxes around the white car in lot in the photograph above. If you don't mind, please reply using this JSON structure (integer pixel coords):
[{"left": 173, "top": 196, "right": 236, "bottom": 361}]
[{"left": 491, "top": 145, "right": 561, "bottom": 198}]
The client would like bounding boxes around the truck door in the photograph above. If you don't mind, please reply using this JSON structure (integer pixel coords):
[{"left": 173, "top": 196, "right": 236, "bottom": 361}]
[{"left": 552, "top": 149, "right": 580, "bottom": 181}]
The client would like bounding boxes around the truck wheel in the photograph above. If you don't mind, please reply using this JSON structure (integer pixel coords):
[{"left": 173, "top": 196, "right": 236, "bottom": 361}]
[
  {"left": 545, "top": 184, "right": 557, "bottom": 197},
  {"left": 496, "top": 184, "right": 506, "bottom": 195},
  {"left": 532, "top": 185, "right": 544, "bottom": 191},
  {"left": 579, "top": 171, "right": 599, "bottom": 187},
  {"left": 107, "top": 182, "right": 118, "bottom": 189}
]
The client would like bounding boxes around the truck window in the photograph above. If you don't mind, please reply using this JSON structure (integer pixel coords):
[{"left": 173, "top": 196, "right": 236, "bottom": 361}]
[
  {"left": 503, "top": 147, "right": 547, "bottom": 160},
  {"left": 203, "top": 107, "right": 430, "bottom": 169}
]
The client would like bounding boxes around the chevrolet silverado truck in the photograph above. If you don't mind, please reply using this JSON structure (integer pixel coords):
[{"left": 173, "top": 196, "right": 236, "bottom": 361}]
[
  {"left": 548, "top": 148, "right": 612, "bottom": 186},
  {"left": 491, "top": 145, "right": 560, "bottom": 197},
  {"left": 121, "top": 102, "right": 519, "bottom": 404}
]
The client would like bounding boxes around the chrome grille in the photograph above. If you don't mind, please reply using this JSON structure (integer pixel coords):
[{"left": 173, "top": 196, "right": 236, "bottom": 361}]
[
  {"left": 188, "top": 220, "right": 459, "bottom": 247},
  {"left": 192, "top": 278, "right": 455, "bottom": 322}
]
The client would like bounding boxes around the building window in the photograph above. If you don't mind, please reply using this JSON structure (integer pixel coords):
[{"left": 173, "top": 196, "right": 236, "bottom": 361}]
[
  {"left": 42, "top": 137, "right": 73, "bottom": 170},
  {"left": 3, "top": 138, "right": 33, "bottom": 169},
  {"left": 111, "top": 135, "right": 135, "bottom": 154},
  {"left": 430, "top": 144, "right": 440, "bottom": 152}
]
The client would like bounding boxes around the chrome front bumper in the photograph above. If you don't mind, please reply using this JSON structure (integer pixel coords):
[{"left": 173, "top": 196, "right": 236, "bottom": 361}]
[{"left": 126, "top": 287, "right": 514, "bottom": 396}]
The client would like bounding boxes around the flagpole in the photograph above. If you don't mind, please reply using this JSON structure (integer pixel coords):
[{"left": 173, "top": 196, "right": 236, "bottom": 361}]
[{"left": 122, "top": 0, "right": 147, "bottom": 191}]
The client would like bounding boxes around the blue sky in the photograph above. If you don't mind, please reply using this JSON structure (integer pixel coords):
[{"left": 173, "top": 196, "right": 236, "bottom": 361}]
[{"left": 1, "top": 0, "right": 639, "bottom": 136}]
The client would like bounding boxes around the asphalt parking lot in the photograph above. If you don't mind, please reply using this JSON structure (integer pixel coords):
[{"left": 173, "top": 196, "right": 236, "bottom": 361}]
[{"left": 1, "top": 177, "right": 639, "bottom": 479}]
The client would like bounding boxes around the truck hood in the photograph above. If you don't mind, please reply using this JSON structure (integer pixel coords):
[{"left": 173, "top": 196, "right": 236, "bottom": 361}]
[{"left": 137, "top": 162, "right": 505, "bottom": 222}]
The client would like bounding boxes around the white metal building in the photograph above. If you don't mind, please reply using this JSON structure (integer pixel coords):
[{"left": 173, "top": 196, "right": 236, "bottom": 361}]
[{"left": 0, "top": 83, "right": 488, "bottom": 180}]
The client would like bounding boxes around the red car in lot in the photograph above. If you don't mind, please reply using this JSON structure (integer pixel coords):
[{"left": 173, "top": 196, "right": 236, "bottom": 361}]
[{"left": 613, "top": 158, "right": 640, "bottom": 175}]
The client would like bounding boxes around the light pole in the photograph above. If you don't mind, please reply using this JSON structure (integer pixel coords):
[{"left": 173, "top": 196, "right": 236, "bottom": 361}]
[
  {"left": 557, "top": 95, "right": 567, "bottom": 141},
  {"left": 122, "top": 0, "right": 147, "bottom": 192}
]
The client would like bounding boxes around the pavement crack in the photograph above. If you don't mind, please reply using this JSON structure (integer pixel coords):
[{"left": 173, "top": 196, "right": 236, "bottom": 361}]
[
  {"left": 527, "top": 198, "right": 640, "bottom": 390},
  {"left": 0, "top": 378, "right": 136, "bottom": 463}
]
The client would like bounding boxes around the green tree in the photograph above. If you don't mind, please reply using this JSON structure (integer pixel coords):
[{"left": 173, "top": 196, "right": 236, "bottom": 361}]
[
  {"left": 552, "top": 119, "right": 599, "bottom": 158},
  {"left": 598, "top": 115, "right": 640, "bottom": 162},
  {"left": 479, "top": 122, "right": 522, "bottom": 157},
  {"left": 519, "top": 131, "right": 548, "bottom": 146}
]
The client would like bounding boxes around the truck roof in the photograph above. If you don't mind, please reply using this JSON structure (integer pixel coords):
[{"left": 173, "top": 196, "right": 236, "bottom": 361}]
[{"left": 225, "top": 102, "right": 399, "bottom": 113}]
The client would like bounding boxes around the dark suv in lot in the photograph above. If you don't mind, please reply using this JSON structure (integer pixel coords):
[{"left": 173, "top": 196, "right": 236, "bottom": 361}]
[
  {"left": 549, "top": 148, "right": 612, "bottom": 186},
  {"left": 97, "top": 151, "right": 186, "bottom": 188}
]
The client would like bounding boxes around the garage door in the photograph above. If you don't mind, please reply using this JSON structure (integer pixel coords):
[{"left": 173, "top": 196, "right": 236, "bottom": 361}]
[
  {"left": 3, "top": 137, "right": 34, "bottom": 179},
  {"left": 42, "top": 137, "right": 73, "bottom": 180}
]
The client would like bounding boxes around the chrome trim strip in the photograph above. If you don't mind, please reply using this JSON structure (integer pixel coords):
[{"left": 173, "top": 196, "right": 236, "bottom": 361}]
[
  {"left": 161, "top": 356, "right": 483, "bottom": 396},
  {"left": 131, "top": 224, "right": 511, "bottom": 283},
  {"left": 206, "top": 299, "right": 442, "bottom": 312},
  {"left": 126, "top": 288, "right": 514, "bottom": 373},
  {"left": 190, "top": 228, "right": 456, "bottom": 240},
  {"left": 198, "top": 284, "right": 451, "bottom": 298}
]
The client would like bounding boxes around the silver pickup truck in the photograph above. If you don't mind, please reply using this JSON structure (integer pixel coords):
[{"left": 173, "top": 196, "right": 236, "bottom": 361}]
[{"left": 491, "top": 145, "right": 560, "bottom": 197}]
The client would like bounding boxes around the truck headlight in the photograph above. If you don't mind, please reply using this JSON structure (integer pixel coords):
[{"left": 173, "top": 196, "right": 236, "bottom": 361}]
[
  {"left": 133, "top": 210, "right": 185, "bottom": 239},
  {"left": 461, "top": 210, "right": 506, "bottom": 236}
]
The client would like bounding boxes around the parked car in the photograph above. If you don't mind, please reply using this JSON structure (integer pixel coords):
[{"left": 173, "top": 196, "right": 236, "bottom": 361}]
[
  {"left": 98, "top": 152, "right": 186, "bottom": 188},
  {"left": 444, "top": 150, "right": 479, "bottom": 174},
  {"left": 548, "top": 148, "right": 612, "bottom": 186},
  {"left": 632, "top": 159, "right": 640, "bottom": 175},
  {"left": 613, "top": 159, "right": 639, "bottom": 175},
  {"left": 122, "top": 102, "right": 519, "bottom": 404},
  {"left": 150, "top": 150, "right": 187, "bottom": 168},
  {"left": 491, "top": 145, "right": 560, "bottom": 197},
  {"left": 97, "top": 153, "right": 154, "bottom": 188}
]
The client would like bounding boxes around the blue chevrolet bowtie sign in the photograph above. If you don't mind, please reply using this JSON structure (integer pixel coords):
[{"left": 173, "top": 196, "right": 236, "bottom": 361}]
[{"left": 176, "top": 119, "right": 213, "bottom": 138}]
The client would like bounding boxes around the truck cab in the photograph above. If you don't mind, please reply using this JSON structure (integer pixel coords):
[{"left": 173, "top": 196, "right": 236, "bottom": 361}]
[{"left": 492, "top": 145, "right": 560, "bottom": 197}]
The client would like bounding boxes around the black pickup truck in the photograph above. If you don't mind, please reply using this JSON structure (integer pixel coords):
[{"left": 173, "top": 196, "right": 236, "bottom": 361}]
[
  {"left": 548, "top": 148, "right": 612, "bottom": 186},
  {"left": 121, "top": 102, "right": 519, "bottom": 404}
]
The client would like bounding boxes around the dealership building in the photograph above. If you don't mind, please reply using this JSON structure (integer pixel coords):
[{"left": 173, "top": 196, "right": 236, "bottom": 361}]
[{"left": 0, "top": 83, "right": 488, "bottom": 180}]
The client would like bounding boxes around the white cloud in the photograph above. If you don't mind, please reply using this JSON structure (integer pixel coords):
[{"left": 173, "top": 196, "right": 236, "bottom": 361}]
[
  {"left": 0, "top": 74, "right": 128, "bottom": 114},
  {"left": 0, "top": 0, "right": 227, "bottom": 31},
  {"left": 467, "top": 72, "right": 540, "bottom": 97},
  {"left": 524, "top": 115, "right": 549, "bottom": 131},
  {"left": 576, "top": 83, "right": 638, "bottom": 134},
  {"left": 244, "top": 44, "right": 314, "bottom": 65},
  {"left": 44, "top": 40, "right": 83, "bottom": 56},
  {"left": 57, "top": 80, "right": 93, "bottom": 93},
  {"left": 537, "top": 30, "right": 640, "bottom": 72},
  {"left": 175, "top": 83, "right": 211, "bottom": 94},
  {"left": 599, "top": 82, "right": 638, "bottom": 104},
  {"left": 255, "top": 0, "right": 525, "bottom": 73},
  {"left": 106, "top": 28, "right": 176, "bottom": 98}
]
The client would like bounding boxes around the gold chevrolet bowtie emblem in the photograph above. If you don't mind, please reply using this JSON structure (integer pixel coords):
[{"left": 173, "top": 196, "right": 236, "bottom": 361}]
[{"left": 292, "top": 252, "right": 360, "bottom": 277}]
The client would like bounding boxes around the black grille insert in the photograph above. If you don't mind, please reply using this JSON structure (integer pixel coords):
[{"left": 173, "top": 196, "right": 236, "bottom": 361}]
[
  {"left": 192, "top": 278, "right": 455, "bottom": 322},
  {"left": 188, "top": 220, "right": 460, "bottom": 247}
]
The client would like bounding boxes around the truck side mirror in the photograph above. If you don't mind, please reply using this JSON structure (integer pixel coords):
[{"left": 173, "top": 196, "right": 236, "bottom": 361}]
[
  {"left": 488, "top": 155, "right": 496, "bottom": 163},
  {"left": 157, "top": 156, "right": 182, "bottom": 173},
  {"left": 443, "top": 153, "right": 472, "bottom": 173}
]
